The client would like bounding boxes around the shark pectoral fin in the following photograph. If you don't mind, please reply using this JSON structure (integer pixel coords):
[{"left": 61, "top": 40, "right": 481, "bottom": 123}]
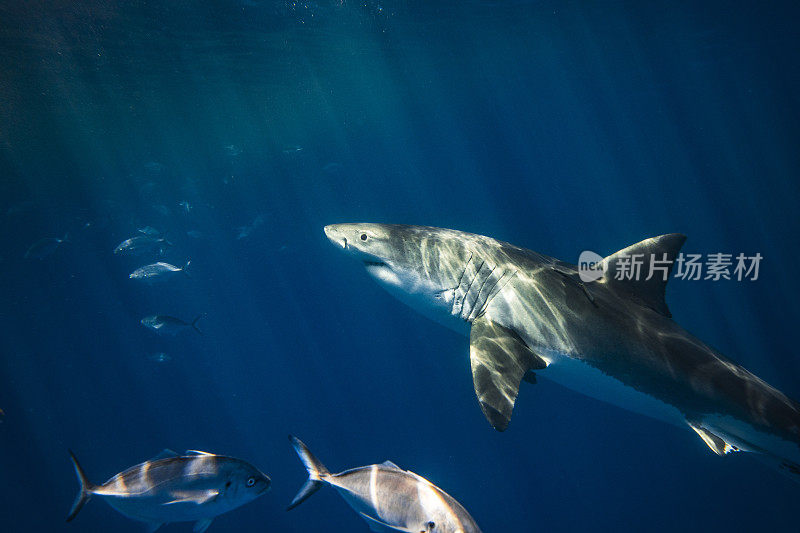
[
  {"left": 469, "top": 315, "right": 548, "bottom": 432},
  {"left": 145, "top": 522, "right": 163, "bottom": 533},
  {"left": 193, "top": 518, "right": 213, "bottom": 533},
  {"left": 688, "top": 422, "right": 739, "bottom": 456},
  {"left": 359, "top": 512, "right": 399, "bottom": 532}
]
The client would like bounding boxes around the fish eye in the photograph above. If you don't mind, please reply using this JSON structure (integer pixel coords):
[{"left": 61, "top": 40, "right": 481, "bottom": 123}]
[
  {"left": 225, "top": 481, "right": 231, "bottom": 488},
  {"left": 427, "top": 522, "right": 435, "bottom": 530},
  {"left": 246, "top": 477, "right": 256, "bottom": 487},
  {"left": 360, "top": 233, "right": 368, "bottom": 241}
]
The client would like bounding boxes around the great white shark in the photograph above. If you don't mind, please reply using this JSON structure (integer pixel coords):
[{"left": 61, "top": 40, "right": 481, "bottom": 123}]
[{"left": 324, "top": 224, "right": 800, "bottom": 480}]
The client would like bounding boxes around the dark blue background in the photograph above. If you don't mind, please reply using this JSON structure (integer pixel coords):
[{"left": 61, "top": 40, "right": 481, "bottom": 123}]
[{"left": 1, "top": 1, "right": 798, "bottom": 531}]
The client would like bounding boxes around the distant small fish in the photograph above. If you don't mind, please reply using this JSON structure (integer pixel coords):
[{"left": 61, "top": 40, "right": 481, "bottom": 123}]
[
  {"left": 147, "top": 352, "right": 172, "bottom": 363},
  {"left": 24, "top": 233, "right": 69, "bottom": 260},
  {"left": 186, "top": 230, "right": 203, "bottom": 239},
  {"left": 113, "top": 235, "right": 171, "bottom": 256},
  {"left": 287, "top": 436, "right": 482, "bottom": 533},
  {"left": 282, "top": 145, "right": 303, "bottom": 154},
  {"left": 178, "top": 200, "right": 192, "bottom": 214},
  {"left": 130, "top": 261, "right": 190, "bottom": 283},
  {"left": 144, "top": 161, "right": 165, "bottom": 173},
  {"left": 67, "top": 449, "right": 270, "bottom": 532},
  {"left": 141, "top": 314, "right": 203, "bottom": 336},
  {"left": 224, "top": 144, "right": 242, "bottom": 157},
  {"left": 6, "top": 200, "right": 36, "bottom": 216},
  {"left": 137, "top": 226, "right": 161, "bottom": 236},
  {"left": 236, "top": 214, "right": 265, "bottom": 240}
]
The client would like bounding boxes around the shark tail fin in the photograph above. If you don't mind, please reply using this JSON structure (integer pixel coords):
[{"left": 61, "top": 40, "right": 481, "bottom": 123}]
[
  {"left": 287, "top": 435, "right": 329, "bottom": 510},
  {"left": 66, "top": 450, "right": 95, "bottom": 522},
  {"left": 191, "top": 314, "right": 203, "bottom": 335}
]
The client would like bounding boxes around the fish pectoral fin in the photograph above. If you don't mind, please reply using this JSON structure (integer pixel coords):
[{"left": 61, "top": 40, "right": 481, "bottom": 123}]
[
  {"left": 193, "top": 518, "right": 214, "bottom": 533},
  {"left": 688, "top": 422, "right": 739, "bottom": 456},
  {"left": 469, "top": 315, "right": 548, "bottom": 432},
  {"left": 163, "top": 490, "right": 219, "bottom": 505},
  {"left": 150, "top": 449, "right": 179, "bottom": 461},
  {"left": 145, "top": 522, "right": 164, "bottom": 533},
  {"left": 358, "top": 512, "right": 401, "bottom": 532}
]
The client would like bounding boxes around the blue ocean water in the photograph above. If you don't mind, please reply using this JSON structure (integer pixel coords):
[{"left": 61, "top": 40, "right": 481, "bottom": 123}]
[{"left": 1, "top": 1, "right": 799, "bottom": 531}]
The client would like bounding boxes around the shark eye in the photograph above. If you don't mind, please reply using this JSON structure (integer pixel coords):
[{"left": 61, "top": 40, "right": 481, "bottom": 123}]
[
  {"left": 426, "top": 522, "right": 435, "bottom": 531},
  {"left": 246, "top": 477, "right": 256, "bottom": 487},
  {"left": 360, "top": 233, "right": 368, "bottom": 241}
]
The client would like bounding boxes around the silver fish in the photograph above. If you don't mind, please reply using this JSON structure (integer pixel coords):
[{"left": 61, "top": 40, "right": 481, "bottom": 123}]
[
  {"left": 288, "top": 436, "right": 482, "bottom": 533},
  {"left": 24, "top": 233, "right": 68, "bottom": 260},
  {"left": 236, "top": 214, "right": 265, "bottom": 240},
  {"left": 224, "top": 144, "right": 242, "bottom": 157},
  {"left": 140, "top": 315, "right": 203, "bottom": 336},
  {"left": 130, "top": 261, "right": 190, "bottom": 283},
  {"left": 138, "top": 226, "right": 162, "bottom": 236},
  {"left": 67, "top": 449, "right": 270, "bottom": 532},
  {"left": 114, "top": 235, "right": 171, "bottom": 256},
  {"left": 147, "top": 352, "right": 172, "bottom": 363}
]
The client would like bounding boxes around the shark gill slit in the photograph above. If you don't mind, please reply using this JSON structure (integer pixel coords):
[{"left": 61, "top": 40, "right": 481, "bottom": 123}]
[
  {"left": 451, "top": 253, "right": 473, "bottom": 317},
  {"left": 459, "top": 260, "right": 485, "bottom": 320},
  {"left": 470, "top": 267, "right": 508, "bottom": 321},
  {"left": 466, "top": 264, "right": 498, "bottom": 322}
]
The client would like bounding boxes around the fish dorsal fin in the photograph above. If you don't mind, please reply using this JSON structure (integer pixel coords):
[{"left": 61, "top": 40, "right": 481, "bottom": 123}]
[
  {"left": 380, "top": 460, "right": 401, "bottom": 470},
  {"left": 185, "top": 450, "right": 213, "bottom": 456},
  {"left": 688, "top": 422, "right": 739, "bottom": 456},
  {"left": 151, "top": 449, "right": 179, "bottom": 461},
  {"left": 598, "top": 233, "right": 686, "bottom": 318},
  {"left": 469, "top": 315, "right": 548, "bottom": 431}
]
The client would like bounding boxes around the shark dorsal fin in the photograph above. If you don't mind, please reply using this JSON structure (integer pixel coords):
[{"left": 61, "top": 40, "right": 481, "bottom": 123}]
[{"left": 599, "top": 233, "right": 686, "bottom": 318}]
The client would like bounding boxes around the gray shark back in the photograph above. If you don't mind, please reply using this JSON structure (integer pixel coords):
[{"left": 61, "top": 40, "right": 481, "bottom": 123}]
[{"left": 324, "top": 223, "right": 800, "bottom": 481}]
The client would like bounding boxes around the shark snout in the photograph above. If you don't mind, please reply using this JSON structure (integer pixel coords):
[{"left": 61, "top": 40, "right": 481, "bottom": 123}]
[{"left": 324, "top": 225, "right": 347, "bottom": 249}]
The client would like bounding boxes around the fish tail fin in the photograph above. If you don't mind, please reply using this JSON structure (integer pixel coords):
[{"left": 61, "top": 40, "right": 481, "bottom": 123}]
[
  {"left": 287, "top": 435, "right": 329, "bottom": 510},
  {"left": 66, "top": 450, "right": 95, "bottom": 522},
  {"left": 191, "top": 314, "right": 203, "bottom": 335},
  {"left": 182, "top": 260, "right": 191, "bottom": 278}
]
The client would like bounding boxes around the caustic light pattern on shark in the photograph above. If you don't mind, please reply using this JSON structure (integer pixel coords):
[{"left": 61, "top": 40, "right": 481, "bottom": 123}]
[{"left": 324, "top": 223, "right": 800, "bottom": 481}]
